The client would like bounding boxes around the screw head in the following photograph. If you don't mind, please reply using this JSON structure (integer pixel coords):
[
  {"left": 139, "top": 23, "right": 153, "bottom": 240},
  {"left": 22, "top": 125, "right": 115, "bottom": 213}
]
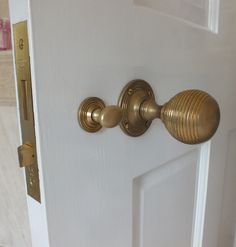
[{"left": 128, "top": 88, "right": 133, "bottom": 95}]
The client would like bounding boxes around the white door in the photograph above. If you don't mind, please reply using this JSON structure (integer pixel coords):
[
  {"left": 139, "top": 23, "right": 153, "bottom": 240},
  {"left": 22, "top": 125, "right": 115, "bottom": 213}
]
[{"left": 8, "top": 0, "right": 236, "bottom": 247}]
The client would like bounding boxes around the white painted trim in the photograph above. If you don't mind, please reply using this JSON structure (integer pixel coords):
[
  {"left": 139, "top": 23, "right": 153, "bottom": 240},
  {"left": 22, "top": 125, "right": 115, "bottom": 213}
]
[
  {"left": 26, "top": 0, "right": 50, "bottom": 244},
  {"left": 208, "top": 0, "right": 220, "bottom": 33},
  {"left": 192, "top": 141, "right": 211, "bottom": 247}
]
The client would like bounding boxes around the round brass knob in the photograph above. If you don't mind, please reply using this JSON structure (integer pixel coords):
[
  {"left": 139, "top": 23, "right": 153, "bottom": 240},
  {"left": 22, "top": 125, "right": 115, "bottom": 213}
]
[
  {"left": 155, "top": 90, "right": 220, "bottom": 144},
  {"left": 78, "top": 97, "right": 123, "bottom": 133},
  {"left": 119, "top": 80, "right": 220, "bottom": 144},
  {"left": 160, "top": 90, "right": 220, "bottom": 144}
]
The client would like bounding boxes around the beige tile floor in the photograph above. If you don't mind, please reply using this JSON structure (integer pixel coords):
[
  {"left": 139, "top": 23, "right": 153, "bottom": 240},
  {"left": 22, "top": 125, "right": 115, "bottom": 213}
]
[
  {"left": 0, "top": 106, "right": 32, "bottom": 247},
  {"left": 0, "top": 51, "right": 16, "bottom": 106}
]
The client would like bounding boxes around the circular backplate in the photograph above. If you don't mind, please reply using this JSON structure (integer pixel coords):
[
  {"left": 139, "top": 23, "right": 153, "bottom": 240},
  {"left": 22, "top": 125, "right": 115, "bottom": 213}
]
[
  {"left": 78, "top": 97, "right": 105, "bottom": 133},
  {"left": 118, "top": 79, "right": 155, "bottom": 137}
]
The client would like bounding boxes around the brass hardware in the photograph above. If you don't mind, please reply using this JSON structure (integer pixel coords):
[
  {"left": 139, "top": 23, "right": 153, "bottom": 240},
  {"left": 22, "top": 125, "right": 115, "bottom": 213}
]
[
  {"left": 13, "top": 21, "right": 41, "bottom": 202},
  {"left": 20, "top": 80, "right": 30, "bottom": 120},
  {"left": 119, "top": 80, "right": 220, "bottom": 144},
  {"left": 78, "top": 97, "right": 123, "bottom": 132},
  {"left": 18, "top": 143, "right": 36, "bottom": 168},
  {"left": 118, "top": 80, "right": 155, "bottom": 136}
]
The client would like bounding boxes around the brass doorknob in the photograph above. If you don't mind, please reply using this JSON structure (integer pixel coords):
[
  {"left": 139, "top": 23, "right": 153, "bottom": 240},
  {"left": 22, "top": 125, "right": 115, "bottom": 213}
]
[
  {"left": 119, "top": 80, "right": 220, "bottom": 144},
  {"left": 78, "top": 97, "right": 123, "bottom": 132}
]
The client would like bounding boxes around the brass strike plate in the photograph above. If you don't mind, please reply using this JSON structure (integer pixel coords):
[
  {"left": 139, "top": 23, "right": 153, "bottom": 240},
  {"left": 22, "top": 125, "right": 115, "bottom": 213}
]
[{"left": 13, "top": 21, "right": 41, "bottom": 203}]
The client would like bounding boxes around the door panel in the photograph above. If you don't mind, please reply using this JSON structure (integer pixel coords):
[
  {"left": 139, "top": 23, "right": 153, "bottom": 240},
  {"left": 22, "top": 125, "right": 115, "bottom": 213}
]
[
  {"left": 8, "top": 0, "right": 236, "bottom": 246},
  {"left": 134, "top": 0, "right": 214, "bottom": 31},
  {"left": 133, "top": 150, "right": 198, "bottom": 247}
]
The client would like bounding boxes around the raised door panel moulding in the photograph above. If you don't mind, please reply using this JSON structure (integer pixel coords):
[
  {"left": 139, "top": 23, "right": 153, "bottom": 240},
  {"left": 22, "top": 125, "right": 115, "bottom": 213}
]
[
  {"left": 132, "top": 143, "right": 211, "bottom": 247},
  {"left": 133, "top": 150, "right": 198, "bottom": 247},
  {"left": 0, "top": 51, "right": 16, "bottom": 106},
  {"left": 134, "top": 0, "right": 220, "bottom": 33}
]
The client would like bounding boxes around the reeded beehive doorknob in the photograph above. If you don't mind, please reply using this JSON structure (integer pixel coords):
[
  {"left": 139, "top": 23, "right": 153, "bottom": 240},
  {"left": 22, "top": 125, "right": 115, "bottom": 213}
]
[{"left": 118, "top": 80, "right": 220, "bottom": 144}]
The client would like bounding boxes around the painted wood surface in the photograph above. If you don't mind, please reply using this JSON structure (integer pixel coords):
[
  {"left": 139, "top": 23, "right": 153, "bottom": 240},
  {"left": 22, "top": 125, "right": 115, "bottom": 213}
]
[{"left": 8, "top": 0, "right": 236, "bottom": 246}]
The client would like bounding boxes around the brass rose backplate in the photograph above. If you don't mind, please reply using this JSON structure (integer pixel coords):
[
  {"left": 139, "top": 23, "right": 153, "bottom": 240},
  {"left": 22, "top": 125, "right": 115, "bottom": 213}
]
[
  {"left": 118, "top": 80, "right": 220, "bottom": 144},
  {"left": 118, "top": 80, "right": 156, "bottom": 137}
]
